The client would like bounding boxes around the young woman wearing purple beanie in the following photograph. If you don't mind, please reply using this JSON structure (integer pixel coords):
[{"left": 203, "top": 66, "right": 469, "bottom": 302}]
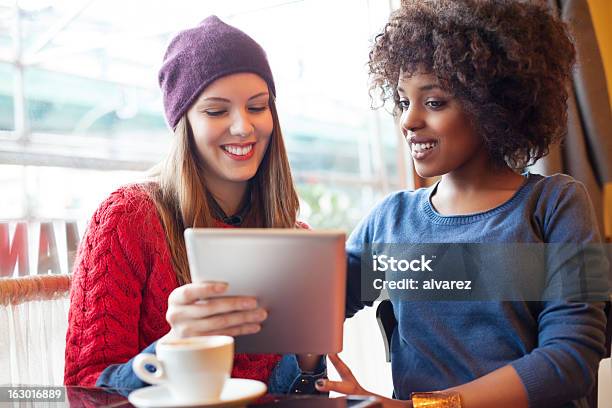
[{"left": 64, "top": 16, "right": 324, "bottom": 394}]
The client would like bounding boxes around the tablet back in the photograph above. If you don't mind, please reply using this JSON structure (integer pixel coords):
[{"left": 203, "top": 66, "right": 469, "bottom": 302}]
[{"left": 184, "top": 228, "right": 346, "bottom": 354}]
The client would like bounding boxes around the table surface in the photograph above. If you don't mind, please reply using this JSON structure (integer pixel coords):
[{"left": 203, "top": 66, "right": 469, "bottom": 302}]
[{"left": 56, "top": 386, "right": 384, "bottom": 408}]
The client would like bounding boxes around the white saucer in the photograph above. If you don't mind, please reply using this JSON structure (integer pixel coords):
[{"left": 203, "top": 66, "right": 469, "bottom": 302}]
[{"left": 128, "top": 378, "right": 267, "bottom": 408}]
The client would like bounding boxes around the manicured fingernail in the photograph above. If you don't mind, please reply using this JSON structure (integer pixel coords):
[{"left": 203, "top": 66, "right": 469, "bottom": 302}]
[{"left": 316, "top": 379, "right": 325, "bottom": 387}]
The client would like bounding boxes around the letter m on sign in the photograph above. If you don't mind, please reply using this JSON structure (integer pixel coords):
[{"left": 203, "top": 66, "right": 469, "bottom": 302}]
[{"left": 0, "top": 222, "right": 29, "bottom": 277}]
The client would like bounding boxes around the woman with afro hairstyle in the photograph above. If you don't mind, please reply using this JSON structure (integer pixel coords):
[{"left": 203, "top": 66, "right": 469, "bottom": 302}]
[{"left": 314, "top": 1, "right": 608, "bottom": 407}]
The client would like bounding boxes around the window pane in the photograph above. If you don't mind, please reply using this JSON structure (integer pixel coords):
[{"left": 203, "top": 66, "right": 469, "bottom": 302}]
[
  {"left": 0, "top": 63, "right": 14, "bottom": 131},
  {"left": 1, "top": 0, "right": 405, "bottom": 229},
  {"left": 0, "top": 164, "right": 144, "bottom": 220},
  {"left": 0, "top": 165, "right": 24, "bottom": 218},
  {"left": 298, "top": 182, "right": 385, "bottom": 233},
  {"left": 0, "top": 3, "right": 13, "bottom": 58},
  {"left": 24, "top": 68, "right": 165, "bottom": 137}
]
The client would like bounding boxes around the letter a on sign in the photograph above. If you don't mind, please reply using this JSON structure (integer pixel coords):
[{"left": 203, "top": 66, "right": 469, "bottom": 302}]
[
  {"left": 38, "top": 222, "right": 61, "bottom": 274},
  {"left": 66, "top": 221, "right": 80, "bottom": 271}
]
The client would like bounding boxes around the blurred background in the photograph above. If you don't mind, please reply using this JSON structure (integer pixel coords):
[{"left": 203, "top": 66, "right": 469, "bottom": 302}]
[
  {"left": 0, "top": 0, "right": 411, "bottom": 233},
  {"left": 0, "top": 0, "right": 610, "bottom": 396}
]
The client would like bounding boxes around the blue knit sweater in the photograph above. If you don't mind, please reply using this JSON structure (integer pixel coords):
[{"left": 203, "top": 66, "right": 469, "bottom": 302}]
[{"left": 345, "top": 173, "right": 608, "bottom": 408}]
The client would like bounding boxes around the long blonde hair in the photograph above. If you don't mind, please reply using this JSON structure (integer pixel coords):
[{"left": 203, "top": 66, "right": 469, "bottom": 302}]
[{"left": 147, "top": 97, "right": 299, "bottom": 286}]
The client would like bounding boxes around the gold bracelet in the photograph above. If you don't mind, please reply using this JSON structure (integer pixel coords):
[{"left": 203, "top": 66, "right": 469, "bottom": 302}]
[{"left": 411, "top": 391, "right": 462, "bottom": 408}]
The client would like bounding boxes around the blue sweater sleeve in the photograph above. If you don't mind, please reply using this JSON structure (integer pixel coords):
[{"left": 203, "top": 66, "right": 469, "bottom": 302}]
[
  {"left": 510, "top": 181, "right": 608, "bottom": 407},
  {"left": 345, "top": 202, "right": 380, "bottom": 319},
  {"left": 95, "top": 341, "right": 157, "bottom": 394}
]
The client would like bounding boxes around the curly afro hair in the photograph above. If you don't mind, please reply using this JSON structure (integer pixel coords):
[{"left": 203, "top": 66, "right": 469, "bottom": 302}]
[{"left": 369, "top": 0, "right": 576, "bottom": 168}]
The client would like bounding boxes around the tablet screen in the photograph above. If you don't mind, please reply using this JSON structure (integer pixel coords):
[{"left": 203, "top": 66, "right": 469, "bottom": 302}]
[{"left": 185, "top": 228, "right": 347, "bottom": 354}]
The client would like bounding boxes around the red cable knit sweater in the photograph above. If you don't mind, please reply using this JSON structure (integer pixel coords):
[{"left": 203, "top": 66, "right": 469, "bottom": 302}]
[{"left": 64, "top": 184, "right": 282, "bottom": 386}]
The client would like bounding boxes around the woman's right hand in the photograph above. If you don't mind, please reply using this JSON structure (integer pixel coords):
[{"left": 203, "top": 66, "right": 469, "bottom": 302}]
[{"left": 165, "top": 282, "right": 267, "bottom": 339}]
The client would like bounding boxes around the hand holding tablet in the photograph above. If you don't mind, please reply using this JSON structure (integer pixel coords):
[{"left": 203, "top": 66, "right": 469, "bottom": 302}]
[{"left": 165, "top": 281, "right": 267, "bottom": 339}]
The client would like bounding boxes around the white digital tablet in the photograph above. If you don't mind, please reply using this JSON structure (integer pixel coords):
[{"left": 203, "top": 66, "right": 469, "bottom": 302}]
[{"left": 184, "top": 228, "right": 347, "bottom": 354}]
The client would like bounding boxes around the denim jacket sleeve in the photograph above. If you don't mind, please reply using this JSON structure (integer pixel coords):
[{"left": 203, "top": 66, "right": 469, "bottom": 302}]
[
  {"left": 268, "top": 354, "right": 327, "bottom": 395},
  {"left": 97, "top": 346, "right": 327, "bottom": 396},
  {"left": 95, "top": 341, "right": 158, "bottom": 394}
]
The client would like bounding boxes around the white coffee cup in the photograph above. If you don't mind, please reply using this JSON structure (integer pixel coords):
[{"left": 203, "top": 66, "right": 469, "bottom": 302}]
[{"left": 133, "top": 335, "right": 234, "bottom": 403}]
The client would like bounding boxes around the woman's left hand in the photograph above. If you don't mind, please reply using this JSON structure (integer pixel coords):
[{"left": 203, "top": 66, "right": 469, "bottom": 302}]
[{"left": 315, "top": 354, "right": 412, "bottom": 408}]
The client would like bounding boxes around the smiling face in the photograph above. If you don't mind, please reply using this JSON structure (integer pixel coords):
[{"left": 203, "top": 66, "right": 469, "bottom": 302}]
[
  {"left": 397, "top": 72, "right": 487, "bottom": 178},
  {"left": 186, "top": 72, "right": 273, "bottom": 195}
]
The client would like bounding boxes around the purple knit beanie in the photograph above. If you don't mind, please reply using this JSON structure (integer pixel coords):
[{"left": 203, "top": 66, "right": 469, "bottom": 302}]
[{"left": 159, "top": 16, "right": 276, "bottom": 129}]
